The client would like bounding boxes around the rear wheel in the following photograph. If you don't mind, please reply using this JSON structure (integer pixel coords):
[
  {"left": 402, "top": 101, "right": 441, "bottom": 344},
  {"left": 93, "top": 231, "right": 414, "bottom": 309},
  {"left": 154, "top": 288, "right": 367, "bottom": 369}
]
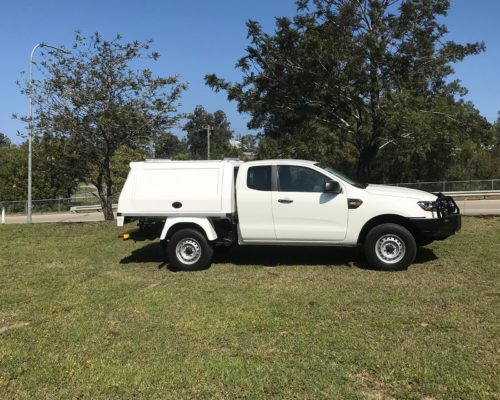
[
  {"left": 167, "top": 228, "right": 214, "bottom": 271},
  {"left": 364, "top": 223, "right": 416, "bottom": 271}
]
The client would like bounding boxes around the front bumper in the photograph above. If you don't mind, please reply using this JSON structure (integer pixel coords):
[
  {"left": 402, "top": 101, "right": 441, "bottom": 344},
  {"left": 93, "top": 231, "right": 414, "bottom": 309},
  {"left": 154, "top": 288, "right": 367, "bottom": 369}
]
[{"left": 410, "top": 214, "right": 461, "bottom": 240}]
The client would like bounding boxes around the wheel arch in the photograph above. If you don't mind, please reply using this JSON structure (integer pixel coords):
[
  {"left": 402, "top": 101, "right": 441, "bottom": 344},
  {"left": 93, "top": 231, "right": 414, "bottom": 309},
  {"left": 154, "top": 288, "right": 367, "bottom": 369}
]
[
  {"left": 160, "top": 217, "right": 217, "bottom": 242},
  {"left": 357, "top": 214, "right": 420, "bottom": 245}
]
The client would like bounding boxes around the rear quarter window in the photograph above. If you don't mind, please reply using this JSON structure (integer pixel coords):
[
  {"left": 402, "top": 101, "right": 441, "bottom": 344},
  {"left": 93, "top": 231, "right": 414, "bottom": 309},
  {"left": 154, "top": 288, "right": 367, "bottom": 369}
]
[{"left": 247, "top": 166, "right": 271, "bottom": 191}]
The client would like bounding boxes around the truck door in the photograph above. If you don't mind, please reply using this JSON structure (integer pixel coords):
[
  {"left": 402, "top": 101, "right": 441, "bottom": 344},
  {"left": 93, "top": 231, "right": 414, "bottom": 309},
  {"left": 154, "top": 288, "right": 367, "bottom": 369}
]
[
  {"left": 236, "top": 165, "right": 276, "bottom": 241},
  {"left": 272, "top": 165, "right": 348, "bottom": 241}
]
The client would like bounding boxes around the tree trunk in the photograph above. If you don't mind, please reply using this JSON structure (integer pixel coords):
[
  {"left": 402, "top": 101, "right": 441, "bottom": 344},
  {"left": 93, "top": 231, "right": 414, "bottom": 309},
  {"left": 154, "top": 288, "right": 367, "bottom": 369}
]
[
  {"left": 358, "top": 1, "right": 384, "bottom": 182},
  {"left": 356, "top": 144, "right": 379, "bottom": 182},
  {"left": 94, "top": 155, "right": 115, "bottom": 221},
  {"left": 101, "top": 156, "right": 114, "bottom": 221},
  {"left": 100, "top": 191, "right": 114, "bottom": 221}
]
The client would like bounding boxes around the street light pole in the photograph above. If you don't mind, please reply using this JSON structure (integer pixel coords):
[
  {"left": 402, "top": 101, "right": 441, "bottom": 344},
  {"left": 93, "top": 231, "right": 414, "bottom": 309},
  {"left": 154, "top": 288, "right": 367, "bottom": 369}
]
[
  {"left": 205, "top": 125, "right": 211, "bottom": 160},
  {"left": 28, "top": 43, "right": 70, "bottom": 223}
]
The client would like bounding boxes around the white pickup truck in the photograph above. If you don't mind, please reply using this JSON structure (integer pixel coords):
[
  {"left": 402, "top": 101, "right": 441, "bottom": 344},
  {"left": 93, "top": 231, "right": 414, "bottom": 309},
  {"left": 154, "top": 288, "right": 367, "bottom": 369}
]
[{"left": 117, "top": 159, "right": 461, "bottom": 271}]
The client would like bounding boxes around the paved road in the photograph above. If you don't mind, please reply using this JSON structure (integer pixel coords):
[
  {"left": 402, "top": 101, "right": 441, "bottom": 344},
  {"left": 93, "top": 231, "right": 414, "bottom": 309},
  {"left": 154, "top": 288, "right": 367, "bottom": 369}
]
[
  {"left": 455, "top": 200, "right": 500, "bottom": 216},
  {"left": 2, "top": 199, "right": 499, "bottom": 224}
]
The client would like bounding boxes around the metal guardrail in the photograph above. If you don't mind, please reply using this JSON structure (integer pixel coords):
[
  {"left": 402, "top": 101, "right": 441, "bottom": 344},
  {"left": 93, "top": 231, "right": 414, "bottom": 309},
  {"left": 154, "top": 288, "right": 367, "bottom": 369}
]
[
  {"left": 393, "top": 179, "right": 500, "bottom": 193},
  {"left": 70, "top": 204, "right": 118, "bottom": 213},
  {"left": 443, "top": 190, "right": 500, "bottom": 197}
]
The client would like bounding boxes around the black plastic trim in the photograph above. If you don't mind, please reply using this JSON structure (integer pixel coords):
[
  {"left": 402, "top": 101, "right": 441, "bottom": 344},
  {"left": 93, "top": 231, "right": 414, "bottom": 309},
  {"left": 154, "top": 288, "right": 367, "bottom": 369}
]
[
  {"left": 410, "top": 214, "right": 461, "bottom": 241},
  {"left": 347, "top": 198, "right": 363, "bottom": 209},
  {"left": 435, "top": 193, "right": 460, "bottom": 217}
]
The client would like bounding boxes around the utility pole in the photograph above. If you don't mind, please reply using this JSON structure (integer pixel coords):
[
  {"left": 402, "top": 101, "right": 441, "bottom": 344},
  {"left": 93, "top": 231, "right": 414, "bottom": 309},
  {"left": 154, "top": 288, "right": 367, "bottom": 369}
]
[{"left": 205, "top": 125, "right": 211, "bottom": 160}]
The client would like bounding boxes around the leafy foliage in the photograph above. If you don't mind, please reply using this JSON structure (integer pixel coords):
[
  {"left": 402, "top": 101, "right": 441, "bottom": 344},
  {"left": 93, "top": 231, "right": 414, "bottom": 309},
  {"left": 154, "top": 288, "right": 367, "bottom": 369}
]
[
  {"left": 239, "top": 134, "right": 258, "bottom": 153},
  {"left": 374, "top": 96, "right": 494, "bottom": 181},
  {"left": 206, "top": 0, "right": 487, "bottom": 181},
  {"left": 0, "top": 138, "right": 83, "bottom": 202},
  {"left": 111, "top": 146, "right": 147, "bottom": 195},
  {"left": 183, "top": 106, "right": 238, "bottom": 160},
  {"left": 0, "top": 132, "right": 11, "bottom": 147},
  {"left": 0, "top": 145, "right": 25, "bottom": 201},
  {"left": 32, "top": 137, "right": 85, "bottom": 199},
  {"left": 154, "top": 132, "right": 189, "bottom": 159},
  {"left": 16, "top": 32, "right": 186, "bottom": 219}
]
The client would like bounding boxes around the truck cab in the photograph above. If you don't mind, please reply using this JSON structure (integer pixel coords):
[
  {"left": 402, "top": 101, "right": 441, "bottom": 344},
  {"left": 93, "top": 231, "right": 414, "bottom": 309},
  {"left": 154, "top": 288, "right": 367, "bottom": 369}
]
[{"left": 237, "top": 160, "right": 349, "bottom": 243}]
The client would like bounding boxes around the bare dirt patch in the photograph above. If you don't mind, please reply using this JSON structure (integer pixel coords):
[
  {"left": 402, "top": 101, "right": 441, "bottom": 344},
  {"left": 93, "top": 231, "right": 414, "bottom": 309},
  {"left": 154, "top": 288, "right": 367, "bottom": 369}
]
[
  {"left": 349, "top": 371, "right": 395, "bottom": 400},
  {"left": 0, "top": 321, "right": 29, "bottom": 334}
]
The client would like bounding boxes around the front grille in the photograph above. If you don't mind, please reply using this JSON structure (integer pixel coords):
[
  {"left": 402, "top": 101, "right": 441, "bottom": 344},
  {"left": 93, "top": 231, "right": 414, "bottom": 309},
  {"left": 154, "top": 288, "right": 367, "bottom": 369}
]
[{"left": 435, "top": 193, "right": 460, "bottom": 217}]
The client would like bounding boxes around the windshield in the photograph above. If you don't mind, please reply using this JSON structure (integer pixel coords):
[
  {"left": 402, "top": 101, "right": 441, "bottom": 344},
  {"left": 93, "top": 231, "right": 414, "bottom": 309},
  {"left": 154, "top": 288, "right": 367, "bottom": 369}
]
[{"left": 315, "top": 163, "right": 367, "bottom": 189}]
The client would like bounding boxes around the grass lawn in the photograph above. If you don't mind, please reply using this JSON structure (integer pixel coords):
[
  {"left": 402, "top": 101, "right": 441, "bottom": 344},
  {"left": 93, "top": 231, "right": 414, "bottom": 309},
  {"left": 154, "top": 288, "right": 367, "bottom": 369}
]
[{"left": 0, "top": 217, "right": 499, "bottom": 399}]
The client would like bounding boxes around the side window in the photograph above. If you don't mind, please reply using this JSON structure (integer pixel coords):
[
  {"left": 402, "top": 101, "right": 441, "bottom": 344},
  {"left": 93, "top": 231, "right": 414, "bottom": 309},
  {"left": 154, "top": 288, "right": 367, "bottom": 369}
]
[
  {"left": 278, "top": 165, "right": 328, "bottom": 192},
  {"left": 247, "top": 166, "right": 272, "bottom": 191}
]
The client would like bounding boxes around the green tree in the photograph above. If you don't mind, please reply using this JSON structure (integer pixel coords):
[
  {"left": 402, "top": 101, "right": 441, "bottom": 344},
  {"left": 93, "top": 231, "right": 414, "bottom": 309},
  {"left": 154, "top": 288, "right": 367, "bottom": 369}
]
[
  {"left": 0, "top": 137, "right": 85, "bottom": 202},
  {"left": 155, "top": 132, "right": 189, "bottom": 159},
  {"left": 17, "top": 32, "right": 186, "bottom": 219},
  {"left": 206, "top": 0, "right": 484, "bottom": 180},
  {"left": 31, "top": 136, "right": 85, "bottom": 199},
  {"left": 184, "top": 106, "right": 237, "bottom": 160},
  {"left": 475, "top": 117, "right": 500, "bottom": 179},
  {"left": 111, "top": 146, "right": 147, "bottom": 195},
  {"left": 240, "top": 134, "right": 258, "bottom": 152},
  {"left": 0, "top": 132, "right": 11, "bottom": 147},
  {"left": 373, "top": 98, "right": 493, "bottom": 182},
  {"left": 0, "top": 145, "right": 25, "bottom": 201}
]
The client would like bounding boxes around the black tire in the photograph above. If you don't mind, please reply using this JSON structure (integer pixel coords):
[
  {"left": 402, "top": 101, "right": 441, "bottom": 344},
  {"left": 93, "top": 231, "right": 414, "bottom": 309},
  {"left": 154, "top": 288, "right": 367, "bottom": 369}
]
[
  {"left": 364, "top": 223, "right": 417, "bottom": 271},
  {"left": 167, "top": 228, "right": 214, "bottom": 271}
]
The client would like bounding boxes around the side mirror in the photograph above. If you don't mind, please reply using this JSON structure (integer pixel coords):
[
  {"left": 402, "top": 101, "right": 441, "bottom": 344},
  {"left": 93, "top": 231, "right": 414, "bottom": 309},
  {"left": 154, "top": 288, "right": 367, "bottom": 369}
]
[{"left": 323, "top": 180, "right": 341, "bottom": 194}]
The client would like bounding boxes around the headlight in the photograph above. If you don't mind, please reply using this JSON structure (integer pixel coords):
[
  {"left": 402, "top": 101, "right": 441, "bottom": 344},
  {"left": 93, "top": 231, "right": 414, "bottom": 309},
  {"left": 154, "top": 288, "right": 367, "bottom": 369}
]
[{"left": 417, "top": 201, "right": 437, "bottom": 212}]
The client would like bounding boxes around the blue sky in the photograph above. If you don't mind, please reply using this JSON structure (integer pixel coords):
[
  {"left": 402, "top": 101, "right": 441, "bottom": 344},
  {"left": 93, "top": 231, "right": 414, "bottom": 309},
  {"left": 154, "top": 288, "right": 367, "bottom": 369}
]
[{"left": 0, "top": 0, "right": 499, "bottom": 144}]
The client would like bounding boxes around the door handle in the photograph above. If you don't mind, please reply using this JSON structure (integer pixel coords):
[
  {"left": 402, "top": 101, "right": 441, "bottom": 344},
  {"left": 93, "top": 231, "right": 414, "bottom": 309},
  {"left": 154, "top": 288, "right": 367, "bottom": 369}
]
[{"left": 278, "top": 198, "right": 293, "bottom": 204}]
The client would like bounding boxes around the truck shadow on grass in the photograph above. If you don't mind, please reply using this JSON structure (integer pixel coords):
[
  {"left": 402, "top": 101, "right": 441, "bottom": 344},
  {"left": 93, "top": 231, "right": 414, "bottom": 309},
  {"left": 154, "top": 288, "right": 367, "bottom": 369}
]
[
  {"left": 120, "top": 242, "right": 166, "bottom": 267},
  {"left": 120, "top": 242, "right": 438, "bottom": 271},
  {"left": 213, "top": 245, "right": 437, "bottom": 269},
  {"left": 214, "top": 245, "right": 364, "bottom": 268}
]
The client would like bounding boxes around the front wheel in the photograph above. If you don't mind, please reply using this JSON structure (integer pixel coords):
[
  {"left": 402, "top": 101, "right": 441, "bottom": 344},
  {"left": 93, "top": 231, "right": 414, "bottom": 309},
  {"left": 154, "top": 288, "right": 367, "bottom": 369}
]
[
  {"left": 167, "top": 228, "right": 214, "bottom": 271},
  {"left": 364, "top": 223, "right": 417, "bottom": 271}
]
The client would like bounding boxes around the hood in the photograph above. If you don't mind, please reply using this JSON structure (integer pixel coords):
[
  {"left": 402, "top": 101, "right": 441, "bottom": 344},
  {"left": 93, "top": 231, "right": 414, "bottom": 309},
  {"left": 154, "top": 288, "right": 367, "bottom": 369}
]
[{"left": 364, "top": 184, "right": 436, "bottom": 201}]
